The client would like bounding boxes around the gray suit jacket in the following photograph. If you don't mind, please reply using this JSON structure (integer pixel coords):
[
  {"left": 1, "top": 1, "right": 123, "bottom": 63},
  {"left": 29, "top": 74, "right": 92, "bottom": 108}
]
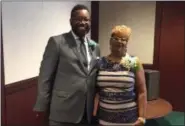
[{"left": 33, "top": 31, "right": 100, "bottom": 123}]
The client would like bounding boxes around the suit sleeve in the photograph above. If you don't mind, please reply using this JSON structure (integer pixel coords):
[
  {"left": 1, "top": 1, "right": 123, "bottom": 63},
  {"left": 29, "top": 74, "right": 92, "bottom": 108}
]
[
  {"left": 33, "top": 37, "right": 59, "bottom": 112},
  {"left": 95, "top": 44, "right": 100, "bottom": 94}
]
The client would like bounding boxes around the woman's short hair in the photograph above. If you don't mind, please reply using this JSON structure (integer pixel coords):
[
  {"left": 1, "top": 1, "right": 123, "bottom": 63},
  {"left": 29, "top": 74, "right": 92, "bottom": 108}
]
[{"left": 111, "top": 25, "right": 132, "bottom": 40}]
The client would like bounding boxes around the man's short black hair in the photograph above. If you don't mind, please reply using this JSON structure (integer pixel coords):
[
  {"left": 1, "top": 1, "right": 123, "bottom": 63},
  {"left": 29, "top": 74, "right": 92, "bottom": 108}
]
[{"left": 71, "top": 4, "right": 90, "bottom": 18}]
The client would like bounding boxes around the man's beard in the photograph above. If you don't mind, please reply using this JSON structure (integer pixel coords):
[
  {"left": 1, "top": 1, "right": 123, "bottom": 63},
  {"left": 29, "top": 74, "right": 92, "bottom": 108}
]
[{"left": 72, "top": 26, "right": 90, "bottom": 38}]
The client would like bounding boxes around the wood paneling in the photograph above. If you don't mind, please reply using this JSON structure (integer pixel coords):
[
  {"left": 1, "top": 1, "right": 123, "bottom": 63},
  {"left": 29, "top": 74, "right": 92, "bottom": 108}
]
[
  {"left": 5, "top": 77, "right": 37, "bottom": 95},
  {"left": 91, "top": 1, "right": 99, "bottom": 43},
  {"left": 1, "top": 2, "right": 6, "bottom": 125},
  {"left": 152, "top": 2, "right": 163, "bottom": 70},
  {"left": 158, "top": 2, "right": 184, "bottom": 111},
  {"left": 5, "top": 77, "right": 39, "bottom": 126}
]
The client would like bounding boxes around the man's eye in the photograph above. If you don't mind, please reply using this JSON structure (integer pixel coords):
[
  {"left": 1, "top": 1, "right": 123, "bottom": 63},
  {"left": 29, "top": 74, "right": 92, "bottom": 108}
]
[{"left": 73, "top": 18, "right": 90, "bottom": 22}]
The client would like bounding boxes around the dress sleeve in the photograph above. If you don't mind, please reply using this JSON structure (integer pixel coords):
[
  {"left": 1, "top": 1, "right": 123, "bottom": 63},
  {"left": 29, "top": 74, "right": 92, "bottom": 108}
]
[
  {"left": 134, "top": 57, "right": 142, "bottom": 72},
  {"left": 95, "top": 57, "right": 102, "bottom": 94}
]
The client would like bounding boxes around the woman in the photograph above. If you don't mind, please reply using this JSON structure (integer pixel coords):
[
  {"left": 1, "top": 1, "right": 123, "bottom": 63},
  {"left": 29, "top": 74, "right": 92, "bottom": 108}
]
[{"left": 94, "top": 25, "right": 147, "bottom": 126}]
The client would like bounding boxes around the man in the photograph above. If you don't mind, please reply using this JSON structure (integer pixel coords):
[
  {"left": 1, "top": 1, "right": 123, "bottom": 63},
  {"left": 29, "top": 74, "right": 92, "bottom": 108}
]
[{"left": 33, "top": 4, "right": 100, "bottom": 126}]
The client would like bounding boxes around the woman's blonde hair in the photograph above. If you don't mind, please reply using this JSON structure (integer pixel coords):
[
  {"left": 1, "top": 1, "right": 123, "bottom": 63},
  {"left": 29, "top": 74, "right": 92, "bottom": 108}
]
[{"left": 111, "top": 25, "right": 132, "bottom": 40}]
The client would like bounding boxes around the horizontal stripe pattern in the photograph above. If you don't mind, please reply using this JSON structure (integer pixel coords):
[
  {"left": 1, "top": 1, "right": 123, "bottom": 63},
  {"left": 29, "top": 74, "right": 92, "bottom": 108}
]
[
  {"left": 97, "top": 76, "right": 135, "bottom": 83},
  {"left": 99, "top": 71, "right": 135, "bottom": 77},
  {"left": 96, "top": 62, "right": 137, "bottom": 124}
]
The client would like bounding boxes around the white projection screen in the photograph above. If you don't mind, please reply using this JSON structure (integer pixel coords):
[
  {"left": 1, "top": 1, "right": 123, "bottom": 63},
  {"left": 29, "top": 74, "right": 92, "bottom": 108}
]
[{"left": 2, "top": 1, "right": 91, "bottom": 84}]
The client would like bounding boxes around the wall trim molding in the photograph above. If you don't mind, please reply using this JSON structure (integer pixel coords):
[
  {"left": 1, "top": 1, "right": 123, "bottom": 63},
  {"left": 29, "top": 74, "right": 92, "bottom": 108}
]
[
  {"left": 91, "top": 1, "right": 99, "bottom": 42},
  {"left": 4, "top": 63, "right": 153, "bottom": 95},
  {"left": 152, "top": 2, "right": 163, "bottom": 70},
  {"left": 1, "top": 2, "right": 6, "bottom": 125},
  {"left": 143, "top": 64, "right": 153, "bottom": 69},
  {"left": 5, "top": 77, "right": 38, "bottom": 95}
]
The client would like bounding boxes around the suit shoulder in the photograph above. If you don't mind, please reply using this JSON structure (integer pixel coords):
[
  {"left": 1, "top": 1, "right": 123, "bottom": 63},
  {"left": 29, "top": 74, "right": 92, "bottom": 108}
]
[{"left": 50, "top": 33, "right": 67, "bottom": 45}]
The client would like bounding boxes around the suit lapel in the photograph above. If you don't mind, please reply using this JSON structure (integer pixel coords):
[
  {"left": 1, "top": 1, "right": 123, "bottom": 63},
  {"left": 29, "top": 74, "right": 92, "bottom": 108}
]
[{"left": 65, "top": 32, "right": 88, "bottom": 74}]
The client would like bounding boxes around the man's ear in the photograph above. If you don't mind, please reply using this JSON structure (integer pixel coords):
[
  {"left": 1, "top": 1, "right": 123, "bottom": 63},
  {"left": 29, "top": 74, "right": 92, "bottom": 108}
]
[{"left": 70, "top": 18, "right": 73, "bottom": 26}]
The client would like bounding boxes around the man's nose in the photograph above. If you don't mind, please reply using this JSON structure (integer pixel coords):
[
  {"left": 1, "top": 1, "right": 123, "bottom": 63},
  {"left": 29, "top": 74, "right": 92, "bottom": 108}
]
[{"left": 80, "top": 20, "right": 86, "bottom": 25}]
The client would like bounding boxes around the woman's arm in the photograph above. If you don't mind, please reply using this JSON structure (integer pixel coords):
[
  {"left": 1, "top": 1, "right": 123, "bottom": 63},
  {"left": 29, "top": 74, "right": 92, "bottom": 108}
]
[
  {"left": 93, "top": 93, "right": 99, "bottom": 116},
  {"left": 135, "top": 59, "right": 147, "bottom": 120}
]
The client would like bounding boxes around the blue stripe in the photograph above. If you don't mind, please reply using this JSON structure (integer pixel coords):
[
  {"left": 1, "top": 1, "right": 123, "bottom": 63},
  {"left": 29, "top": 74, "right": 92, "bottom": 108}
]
[
  {"left": 98, "top": 107, "right": 138, "bottom": 123},
  {"left": 99, "top": 90, "right": 136, "bottom": 101}
]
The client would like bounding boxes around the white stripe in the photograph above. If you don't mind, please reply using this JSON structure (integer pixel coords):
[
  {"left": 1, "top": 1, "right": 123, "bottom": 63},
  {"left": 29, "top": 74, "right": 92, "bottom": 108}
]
[
  {"left": 97, "top": 76, "right": 135, "bottom": 83},
  {"left": 99, "top": 119, "right": 134, "bottom": 126},
  {"left": 100, "top": 106, "right": 137, "bottom": 112},
  {"left": 99, "top": 71, "right": 135, "bottom": 77},
  {"left": 101, "top": 99, "right": 134, "bottom": 104},
  {"left": 99, "top": 101, "right": 137, "bottom": 109},
  {"left": 97, "top": 82, "right": 134, "bottom": 88},
  {"left": 102, "top": 87, "right": 134, "bottom": 92}
]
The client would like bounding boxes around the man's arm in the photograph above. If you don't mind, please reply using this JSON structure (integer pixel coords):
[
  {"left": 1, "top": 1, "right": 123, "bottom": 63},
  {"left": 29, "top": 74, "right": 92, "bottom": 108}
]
[{"left": 33, "top": 37, "right": 59, "bottom": 112}]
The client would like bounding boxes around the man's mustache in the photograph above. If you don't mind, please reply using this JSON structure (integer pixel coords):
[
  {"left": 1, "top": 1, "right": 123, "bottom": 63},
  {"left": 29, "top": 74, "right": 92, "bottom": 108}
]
[{"left": 77, "top": 24, "right": 87, "bottom": 27}]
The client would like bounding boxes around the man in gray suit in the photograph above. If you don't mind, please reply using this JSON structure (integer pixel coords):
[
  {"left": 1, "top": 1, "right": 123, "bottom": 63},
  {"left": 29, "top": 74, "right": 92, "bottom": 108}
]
[{"left": 33, "top": 4, "right": 100, "bottom": 126}]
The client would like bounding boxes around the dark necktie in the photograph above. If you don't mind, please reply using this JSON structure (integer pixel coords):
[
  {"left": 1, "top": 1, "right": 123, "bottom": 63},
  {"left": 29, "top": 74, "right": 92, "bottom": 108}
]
[{"left": 79, "top": 38, "right": 88, "bottom": 67}]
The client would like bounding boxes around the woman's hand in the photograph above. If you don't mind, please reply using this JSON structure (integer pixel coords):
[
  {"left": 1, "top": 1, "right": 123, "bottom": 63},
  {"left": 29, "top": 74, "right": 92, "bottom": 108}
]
[{"left": 133, "top": 119, "right": 144, "bottom": 126}]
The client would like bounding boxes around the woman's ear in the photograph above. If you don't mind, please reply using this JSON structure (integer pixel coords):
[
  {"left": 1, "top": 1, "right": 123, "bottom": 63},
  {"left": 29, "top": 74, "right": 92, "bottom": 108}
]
[
  {"left": 109, "top": 40, "right": 112, "bottom": 50},
  {"left": 109, "top": 38, "right": 112, "bottom": 44},
  {"left": 109, "top": 39, "right": 112, "bottom": 46}
]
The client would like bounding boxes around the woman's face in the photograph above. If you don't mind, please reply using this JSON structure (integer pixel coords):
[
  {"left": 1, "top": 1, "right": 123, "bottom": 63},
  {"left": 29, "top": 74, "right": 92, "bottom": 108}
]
[{"left": 110, "top": 36, "right": 128, "bottom": 57}]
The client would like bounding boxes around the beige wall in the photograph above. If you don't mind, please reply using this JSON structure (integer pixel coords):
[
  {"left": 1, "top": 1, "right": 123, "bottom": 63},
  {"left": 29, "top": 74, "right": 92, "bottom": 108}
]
[{"left": 99, "top": 1, "right": 156, "bottom": 64}]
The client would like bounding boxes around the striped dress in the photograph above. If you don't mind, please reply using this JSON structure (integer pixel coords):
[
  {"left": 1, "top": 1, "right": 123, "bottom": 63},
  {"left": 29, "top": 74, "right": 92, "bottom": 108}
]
[{"left": 96, "top": 54, "right": 139, "bottom": 126}]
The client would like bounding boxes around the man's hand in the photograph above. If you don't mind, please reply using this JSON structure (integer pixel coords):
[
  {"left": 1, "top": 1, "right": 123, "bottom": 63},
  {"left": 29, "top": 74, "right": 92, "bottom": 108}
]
[
  {"left": 35, "top": 111, "right": 48, "bottom": 126},
  {"left": 35, "top": 112, "right": 46, "bottom": 119},
  {"left": 133, "top": 119, "right": 144, "bottom": 126}
]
